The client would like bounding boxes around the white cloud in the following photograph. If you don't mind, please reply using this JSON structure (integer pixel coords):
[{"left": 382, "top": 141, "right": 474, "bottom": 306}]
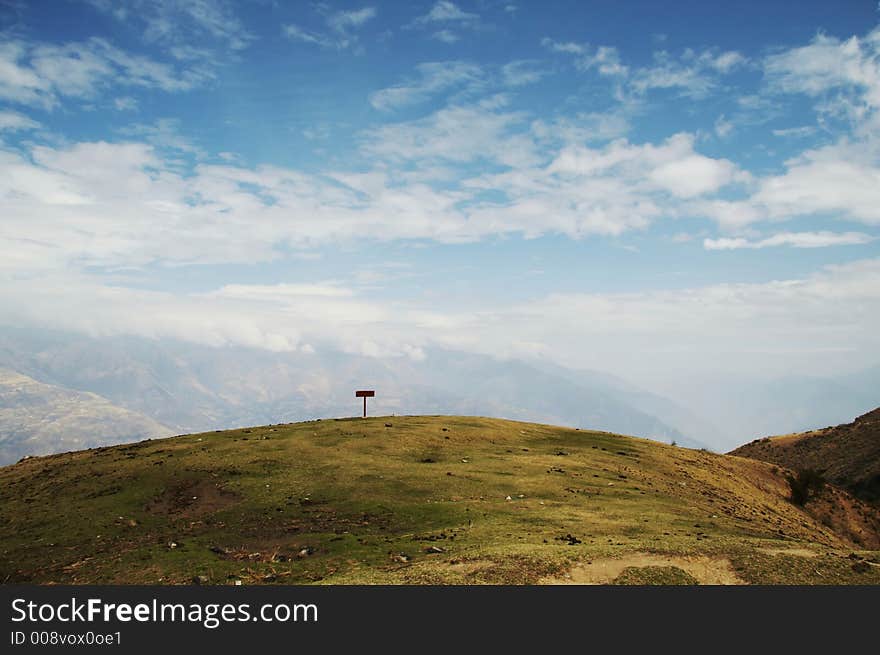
[
  {"left": 541, "top": 39, "right": 627, "bottom": 76},
  {"left": 0, "top": 109, "right": 40, "bottom": 131},
  {"left": 752, "top": 140, "right": 880, "bottom": 225},
  {"left": 772, "top": 126, "right": 817, "bottom": 138},
  {"left": 714, "top": 114, "right": 734, "bottom": 137},
  {"left": 649, "top": 153, "right": 742, "bottom": 198},
  {"left": 89, "top": 0, "right": 252, "bottom": 52},
  {"left": 4, "top": 18, "right": 880, "bottom": 399},
  {"left": 282, "top": 24, "right": 328, "bottom": 47},
  {"left": 113, "top": 96, "right": 138, "bottom": 111},
  {"left": 283, "top": 6, "right": 377, "bottom": 51},
  {"left": 689, "top": 199, "right": 761, "bottom": 230},
  {"left": 549, "top": 132, "right": 744, "bottom": 198},
  {"left": 0, "top": 117, "right": 749, "bottom": 275},
  {"left": 540, "top": 38, "right": 585, "bottom": 55},
  {"left": 410, "top": 1, "right": 479, "bottom": 43},
  {"left": 689, "top": 138, "right": 880, "bottom": 229},
  {"left": 501, "top": 60, "right": 546, "bottom": 87},
  {"left": 362, "top": 97, "right": 537, "bottom": 167},
  {"left": 542, "top": 38, "right": 747, "bottom": 99},
  {"left": 578, "top": 46, "right": 628, "bottom": 77},
  {"left": 415, "top": 1, "right": 478, "bottom": 24},
  {"left": 0, "top": 38, "right": 208, "bottom": 109},
  {"left": 464, "top": 132, "right": 745, "bottom": 238},
  {"left": 762, "top": 25, "right": 880, "bottom": 142},
  {"left": 498, "top": 258, "right": 880, "bottom": 380},
  {"left": 327, "top": 7, "right": 377, "bottom": 32},
  {"left": 0, "top": 273, "right": 427, "bottom": 358},
  {"left": 208, "top": 283, "right": 356, "bottom": 300},
  {"left": 764, "top": 28, "right": 880, "bottom": 110},
  {"left": 704, "top": 231, "right": 875, "bottom": 250},
  {"left": 117, "top": 118, "right": 203, "bottom": 157},
  {"left": 631, "top": 49, "right": 746, "bottom": 98},
  {"left": 369, "top": 61, "right": 483, "bottom": 111},
  {"left": 432, "top": 30, "right": 460, "bottom": 44},
  {"left": 531, "top": 112, "right": 630, "bottom": 144},
  {"left": 709, "top": 50, "right": 747, "bottom": 73},
  {"left": 3, "top": 258, "right": 879, "bottom": 384}
]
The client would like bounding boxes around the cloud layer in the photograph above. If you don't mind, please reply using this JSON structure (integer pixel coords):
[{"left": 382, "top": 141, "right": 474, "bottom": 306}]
[{"left": 0, "top": 6, "right": 878, "bottom": 393}]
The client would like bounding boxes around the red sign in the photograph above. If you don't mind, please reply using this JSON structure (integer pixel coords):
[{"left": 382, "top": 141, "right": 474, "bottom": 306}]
[{"left": 355, "top": 390, "right": 375, "bottom": 417}]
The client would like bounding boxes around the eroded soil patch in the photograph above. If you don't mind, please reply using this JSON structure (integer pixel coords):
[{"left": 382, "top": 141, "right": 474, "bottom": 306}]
[
  {"left": 543, "top": 553, "right": 743, "bottom": 585},
  {"left": 146, "top": 479, "right": 240, "bottom": 518}
]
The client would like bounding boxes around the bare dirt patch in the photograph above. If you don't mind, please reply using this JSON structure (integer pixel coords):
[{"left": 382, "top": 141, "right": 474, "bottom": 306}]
[
  {"left": 146, "top": 479, "right": 240, "bottom": 518},
  {"left": 803, "top": 485, "right": 880, "bottom": 549},
  {"left": 542, "top": 553, "right": 744, "bottom": 585}
]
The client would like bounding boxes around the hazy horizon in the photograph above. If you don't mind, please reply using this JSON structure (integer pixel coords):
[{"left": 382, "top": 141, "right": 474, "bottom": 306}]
[{"left": 2, "top": 325, "right": 878, "bottom": 466}]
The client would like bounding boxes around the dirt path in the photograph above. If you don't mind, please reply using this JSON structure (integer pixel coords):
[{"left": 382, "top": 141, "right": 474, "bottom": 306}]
[{"left": 542, "top": 553, "right": 744, "bottom": 585}]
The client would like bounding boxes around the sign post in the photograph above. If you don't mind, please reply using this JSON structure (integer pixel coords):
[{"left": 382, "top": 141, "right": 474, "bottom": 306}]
[{"left": 355, "top": 390, "right": 375, "bottom": 418}]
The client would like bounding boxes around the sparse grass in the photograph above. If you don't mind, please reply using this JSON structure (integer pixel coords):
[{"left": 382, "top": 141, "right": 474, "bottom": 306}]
[
  {"left": 0, "top": 415, "right": 877, "bottom": 585},
  {"left": 612, "top": 566, "right": 699, "bottom": 585}
]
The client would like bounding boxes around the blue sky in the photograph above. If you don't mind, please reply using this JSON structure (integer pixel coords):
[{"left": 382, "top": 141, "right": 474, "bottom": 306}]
[{"left": 1, "top": 0, "right": 879, "bottom": 391}]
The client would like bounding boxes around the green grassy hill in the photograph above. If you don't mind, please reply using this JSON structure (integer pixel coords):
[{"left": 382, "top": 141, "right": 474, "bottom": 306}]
[{"left": 1, "top": 416, "right": 878, "bottom": 585}]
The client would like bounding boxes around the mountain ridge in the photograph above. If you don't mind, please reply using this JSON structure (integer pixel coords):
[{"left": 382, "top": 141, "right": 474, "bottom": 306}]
[
  {"left": 0, "top": 367, "right": 173, "bottom": 464},
  {"left": 731, "top": 407, "right": 880, "bottom": 505}
]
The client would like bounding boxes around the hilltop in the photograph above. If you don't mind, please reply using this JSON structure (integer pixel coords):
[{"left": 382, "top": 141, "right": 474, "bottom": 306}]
[
  {"left": 731, "top": 408, "right": 880, "bottom": 505},
  {"left": 1, "top": 416, "right": 878, "bottom": 585}
]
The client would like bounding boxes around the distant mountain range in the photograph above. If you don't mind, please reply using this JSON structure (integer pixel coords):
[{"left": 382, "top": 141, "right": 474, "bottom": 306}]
[
  {"left": 0, "top": 367, "right": 172, "bottom": 464},
  {"left": 0, "top": 326, "right": 876, "bottom": 464},
  {"left": 0, "top": 328, "right": 709, "bottom": 464}
]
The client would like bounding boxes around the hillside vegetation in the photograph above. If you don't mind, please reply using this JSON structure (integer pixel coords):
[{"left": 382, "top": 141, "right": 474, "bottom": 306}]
[
  {"left": 731, "top": 408, "right": 880, "bottom": 504},
  {"left": 1, "top": 416, "right": 878, "bottom": 585}
]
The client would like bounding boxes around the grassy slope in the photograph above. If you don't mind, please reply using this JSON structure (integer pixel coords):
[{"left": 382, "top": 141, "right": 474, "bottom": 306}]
[
  {"left": 731, "top": 408, "right": 880, "bottom": 504},
  {"left": 1, "top": 416, "right": 878, "bottom": 585}
]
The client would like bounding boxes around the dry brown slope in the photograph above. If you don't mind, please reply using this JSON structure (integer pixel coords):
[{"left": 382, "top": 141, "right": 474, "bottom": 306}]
[{"left": 730, "top": 408, "right": 880, "bottom": 504}]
